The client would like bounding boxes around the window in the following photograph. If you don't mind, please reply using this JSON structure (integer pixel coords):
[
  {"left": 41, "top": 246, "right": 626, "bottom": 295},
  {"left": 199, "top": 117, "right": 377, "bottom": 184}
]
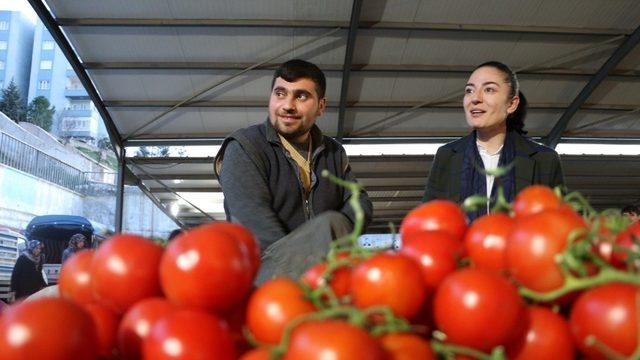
[
  {"left": 66, "top": 76, "right": 83, "bottom": 89},
  {"left": 40, "top": 60, "right": 53, "bottom": 70},
  {"left": 69, "top": 101, "right": 90, "bottom": 110},
  {"left": 0, "top": 41, "right": 7, "bottom": 50},
  {"left": 38, "top": 80, "right": 50, "bottom": 90},
  {"left": 0, "top": 61, "right": 4, "bottom": 70},
  {"left": 42, "top": 41, "right": 54, "bottom": 50},
  {"left": 0, "top": 22, "right": 8, "bottom": 31}
]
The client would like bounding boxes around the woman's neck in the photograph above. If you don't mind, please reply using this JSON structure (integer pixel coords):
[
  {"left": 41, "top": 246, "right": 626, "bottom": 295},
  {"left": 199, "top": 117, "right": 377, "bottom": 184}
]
[{"left": 476, "top": 126, "right": 507, "bottom": 154}]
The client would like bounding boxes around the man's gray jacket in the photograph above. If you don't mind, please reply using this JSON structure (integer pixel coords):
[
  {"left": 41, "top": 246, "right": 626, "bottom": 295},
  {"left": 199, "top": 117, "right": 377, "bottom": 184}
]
[{"left": 214, "top": 120, "right": 373, "bottom": 250}]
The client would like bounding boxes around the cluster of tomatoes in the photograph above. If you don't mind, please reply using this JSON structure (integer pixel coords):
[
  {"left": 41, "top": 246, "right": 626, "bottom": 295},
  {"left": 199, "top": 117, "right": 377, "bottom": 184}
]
[{"left": 0, "top": 184, "right": 639, "bottom": 360}]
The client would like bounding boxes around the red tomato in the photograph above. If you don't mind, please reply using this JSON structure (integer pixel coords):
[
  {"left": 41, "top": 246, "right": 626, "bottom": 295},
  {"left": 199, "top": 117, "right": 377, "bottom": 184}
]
[
  {"left": 379, "top": 332, "right": 436, "bottom": 360},
  {"left": 117, "top": 297, "right": 175, "bottom": 360},
  {"left": 0, "top": 297, "right": 99, "bottom": 359},
  {"left": 91, "top": 234, "right": 164, "bottom": 313},
  {"left": 512, "top": 185, "right": 561, "bottom": 218},
  {"left": 239, "top": 347, "right": 271, "bottom": 360},
  {"left": 351, "top": 253, "right": 427, "bottom": 319},
  {"left": 223, "top": 287, "right": 255, "bottom": 354},
  {"left": 301, "top": 257, "right": 352, "bottom": 299},
  {"left": 399, "top": 231, "right": 459, "bottom": 293},
  {"left": 160, "top": 223, "right": 254, "bottom": 313},
  {"left": 400, "top": 200, "right": 468, "bottom": 242},
  {"left": 506, "top": 209, "right": 587, "bottom": 292},
  {"left": 506, "top": 306, "right": 575, "bottom": 360},
  {"left": 143, "top": 309, "right": 236, "bottom": 360},
  {"left": 58, "top": 249, "right": 95, "bottom": 305},
  {"left": 283, "top": 320, "right": 387, "bottom": 360},
  {"left": 569, "top": 284, "right": 639, "bottom": 359},
  {"left": 247, "top": 278, "right": 316, "bottom": 345},
  {"left": 434, "top": 268, "right": 525, "bottom": 352},
  {"left": 205, "top": 222, "right": 261, "bottom": 276},
  {"left": 83, "top": 303, "right": 120, "bottom": 359},
  {"left": 611, "top": 222, "right": 640, "bottom": 268},
  {"left": 464, "top": 213, "right": 515, "bottom": 272}
]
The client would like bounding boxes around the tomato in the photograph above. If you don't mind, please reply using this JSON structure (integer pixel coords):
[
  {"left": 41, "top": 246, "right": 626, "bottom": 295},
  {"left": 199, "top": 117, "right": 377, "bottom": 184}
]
[
  {"left": 143, "top": 309, "right": 236, "bottom": 360},
  {"left": 301, "top": 253, "right": 354, "bottom": 298},
  {"left": 0, "top": 297, "right": 98, "bottom": 359},
  {"left": 239, "top": 348, "right": 271, "bottom": 360},
  {"left": 247, "top": 277, "right": 316, "bottom": 345},
  {"left": 351, "top": 253, "right": 427, "bottom": 319},
  {"left": 223, "top": 287, "right": 255, "bottom": 354},
  {"left": 58, "top": 249, "right": 95, "bottom": 305},
  {"left": 91, "top": 234, "right": 164, "bottom": 313},
  {"left": 83, "top": 303, "right": 120, "bottom": 359},
  {"left": 505, "top": 306, "right": 575, "bottom": 360},
  {"left": 160, "top": 223, "right": 254, "bottom": 313},
  {"left": 283, "top": 320, "right": 387, "bottom": 360},
  {"left": 433, "top": 268, "right": 525, "bottom": 352},
  {"left": 400, "top": 200, "right": 468, "bottom": 242},
  {"left": 117, "top": 297, "right": 175, "bottom": 360},
  {"left": 205, "top": 222, "right": 261, "bottom": 276},
  {"left": 506, "top": 209, "right": 587, "bottom": 292},
  {"left": 379, "top": 332, "right": 436, "bottom": 360},
  {"left": 464, "top": 213, "right": 514, "bottom": 272},
  {"left": 569, "top": 284, "right": 639, "bottom": 359},
  {"left": 512, "top": 185, "right": 561, "bottom": 218},
  {"left": 399, "top": 231, "right": 459, "bottom": 293},
  {"left": 611, "top": 222, "right": 640, "bottom": 269}
]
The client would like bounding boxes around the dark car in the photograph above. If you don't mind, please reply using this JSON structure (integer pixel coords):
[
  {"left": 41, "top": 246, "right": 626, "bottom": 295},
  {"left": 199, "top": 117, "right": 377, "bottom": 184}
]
[{"left": 24, "top": 215, "right": 113, "bottom": 284}]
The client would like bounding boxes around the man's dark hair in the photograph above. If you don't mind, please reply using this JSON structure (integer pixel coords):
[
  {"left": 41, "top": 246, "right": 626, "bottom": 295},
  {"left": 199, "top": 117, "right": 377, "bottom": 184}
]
[{"left": 271, "top": 59, "right": 326, "bottom": 98}]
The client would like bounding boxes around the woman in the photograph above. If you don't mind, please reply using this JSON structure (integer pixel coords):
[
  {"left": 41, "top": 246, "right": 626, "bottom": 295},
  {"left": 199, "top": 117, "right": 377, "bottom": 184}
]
[
  {"left": 10, "top": 240, "right": 47, "bottom": 300},
  {"left": 61, "top": 233, "right": 86, "bottom": 264},
  {"left": 423, "top": 61, "right": 564, "bottom": 221}
]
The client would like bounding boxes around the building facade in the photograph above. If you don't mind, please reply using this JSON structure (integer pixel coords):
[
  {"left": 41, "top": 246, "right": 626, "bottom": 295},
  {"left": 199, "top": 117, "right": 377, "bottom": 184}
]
[
  {"left": 27, "top": 20, "right": 105, "bottom": 142},
  {"left": 0, "top": 11, "right": 34, "bottom": 104}
]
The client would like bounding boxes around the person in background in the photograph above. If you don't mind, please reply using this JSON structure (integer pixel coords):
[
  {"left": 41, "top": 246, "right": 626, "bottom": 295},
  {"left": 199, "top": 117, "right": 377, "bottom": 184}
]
[
  {"left": 10, "top": 240, "right": 47, "bottom": 300},
  {"left": 423, "top": 61, "right": 565, "bottom": 221},
  {"left": 215, "top": 59, "right": 372, "bottom": 284},
  {"left": 168, "top": 228, "right": 184, "bottom": 241},
  {"left": 622, "top": 204, "right": 640, "bottom": 224},
  {"left": 61, "top": 233, "right": 87, "bottom": 264}
]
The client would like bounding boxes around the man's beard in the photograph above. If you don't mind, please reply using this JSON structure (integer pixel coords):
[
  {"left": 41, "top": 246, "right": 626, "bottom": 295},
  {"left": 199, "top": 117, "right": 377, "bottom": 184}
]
[{"left": 273, "top": 119, "right": 310, "bottom": 141}]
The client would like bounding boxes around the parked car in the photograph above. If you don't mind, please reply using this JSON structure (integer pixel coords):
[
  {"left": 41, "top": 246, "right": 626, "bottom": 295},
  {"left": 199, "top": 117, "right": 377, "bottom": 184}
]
[{"left": 25, "top": 215, "right": 113, "bottom": 284}]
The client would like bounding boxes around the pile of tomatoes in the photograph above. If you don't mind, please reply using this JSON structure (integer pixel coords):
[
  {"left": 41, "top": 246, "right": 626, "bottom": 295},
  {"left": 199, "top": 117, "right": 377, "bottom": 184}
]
[{"left": 0, "top": 184, "right": 639, "bottom": 359}]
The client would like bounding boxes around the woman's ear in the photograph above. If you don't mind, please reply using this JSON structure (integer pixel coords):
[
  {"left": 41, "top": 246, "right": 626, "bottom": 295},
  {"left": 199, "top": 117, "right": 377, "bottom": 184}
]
[{"left": 507, "top": 95, "right": 520, "bottom": 115}]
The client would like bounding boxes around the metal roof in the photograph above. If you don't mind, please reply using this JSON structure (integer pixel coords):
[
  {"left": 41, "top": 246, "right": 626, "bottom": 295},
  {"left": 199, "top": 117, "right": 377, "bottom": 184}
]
[{"left": 28, "top": 0, "right": 640, "bottom": 231}]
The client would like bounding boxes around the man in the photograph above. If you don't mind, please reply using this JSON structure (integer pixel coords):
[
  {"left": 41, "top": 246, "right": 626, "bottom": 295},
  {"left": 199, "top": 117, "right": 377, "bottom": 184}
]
[{"left": 215, "top": 59, "right": 372, "bottom": 283}]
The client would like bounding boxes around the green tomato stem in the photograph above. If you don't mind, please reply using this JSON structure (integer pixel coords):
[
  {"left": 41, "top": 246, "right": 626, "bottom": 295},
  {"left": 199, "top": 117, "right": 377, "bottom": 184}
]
[
  {"left": 431, "top": 341, "right": 503, "bottom": 360},
  {"left": 519, "top": 267, "right": 640, "bottom": 302}
]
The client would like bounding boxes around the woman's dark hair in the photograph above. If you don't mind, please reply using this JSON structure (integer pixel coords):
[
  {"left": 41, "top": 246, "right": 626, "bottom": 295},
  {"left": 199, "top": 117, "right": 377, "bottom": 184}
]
[
  {"left": 475, "top": 61, "right": 527, "bottom": 135},
  {"left": 271, "top": 59, "right": 326, "bottom": 98}
]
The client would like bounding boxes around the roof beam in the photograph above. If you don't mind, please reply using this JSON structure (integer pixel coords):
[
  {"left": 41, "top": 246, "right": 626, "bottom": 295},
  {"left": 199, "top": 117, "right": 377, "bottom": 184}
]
[
  {"left": 103, "top": 100, "right": 640, "bottom": 111},
  {"left": 84, "top": 62, "right": 640, "bottom": 77},
  {"left": 544, "top": 24, "right": 640, "bottom": 148},
  {"left": 57, "top": 18, "right": 627, "bottom": 35},
  {"left": 27, "top": 0, "right": 123, "bottom": 158},
  {"left": 336, "top": 0, "right": 362, "bottom": 142}
]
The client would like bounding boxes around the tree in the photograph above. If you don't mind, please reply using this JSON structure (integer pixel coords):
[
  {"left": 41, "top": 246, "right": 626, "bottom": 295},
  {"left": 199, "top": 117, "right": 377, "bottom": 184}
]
[
  {"left": 0, "top": 79, "right": 26, "bottom": 123},
  {"left": 97, "top": 137, "right": 114, "bottom": 152},
  {"left": 26, "top": 96, "right": 55, "bottom": 131}
]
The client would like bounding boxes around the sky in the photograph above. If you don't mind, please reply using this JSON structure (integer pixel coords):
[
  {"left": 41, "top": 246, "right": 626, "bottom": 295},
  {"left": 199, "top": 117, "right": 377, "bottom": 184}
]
[{"left": 0, "top": 0, "right": 38, "bottom": 23}]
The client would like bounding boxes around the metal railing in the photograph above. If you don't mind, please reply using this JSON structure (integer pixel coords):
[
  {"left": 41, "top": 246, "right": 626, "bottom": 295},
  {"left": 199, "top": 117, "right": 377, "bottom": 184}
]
[{"left": 0, "top": 132, "right": 89, "bottom": 192}]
